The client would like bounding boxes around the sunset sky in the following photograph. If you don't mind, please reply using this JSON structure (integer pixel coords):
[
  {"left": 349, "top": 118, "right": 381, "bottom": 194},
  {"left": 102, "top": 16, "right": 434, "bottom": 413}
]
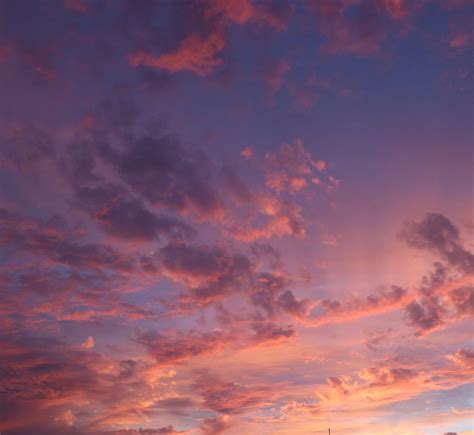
[{"left": 0, "top": 1, "right": 473, "bottom": 434}]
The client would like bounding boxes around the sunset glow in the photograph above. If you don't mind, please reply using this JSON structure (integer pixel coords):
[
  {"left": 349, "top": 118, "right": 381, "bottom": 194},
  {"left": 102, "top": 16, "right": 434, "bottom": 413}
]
[{"left": 0, "top": 1, "right": 472, "bottom": 434}]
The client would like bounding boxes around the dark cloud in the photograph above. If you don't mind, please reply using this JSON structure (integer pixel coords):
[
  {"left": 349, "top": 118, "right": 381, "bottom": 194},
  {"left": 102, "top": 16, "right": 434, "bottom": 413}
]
[
  {"left": 62, "top": 109, "right": 202, "bottom": 243},
  {"left": 250, "top": 272, "right": 287, "bottom": 316},
  {"left": 75, "top": 184, "right": 196, "bottom": 242},
  {"left": 251, "top": 279, "right": 309, "bottom": 319},
  {"left": 399, "top": 213, "right": 474, "bottom": 274},
  {"left": 65, "top": 103, "right": 226, "bottom": 225},
  {"left": 158, "top": 243, "right": 253, "bottom": 304},
  {"left": 405, "top": 284, "right": 473, "bottom": 335},
  {"left": 110, "top": 135, "right": 223, "bottom": 217},
  {"left": 420, "top": 262, "right": 449, "bottom": 294},
  {"left": 405, "top": 297, "right": 444, "bottom": 334},
  {"left": 449, "top": 286, "right": 474, "bottom": 316},
  {"left": 277, "top": 289, "right": 311, "bottom": 317}
]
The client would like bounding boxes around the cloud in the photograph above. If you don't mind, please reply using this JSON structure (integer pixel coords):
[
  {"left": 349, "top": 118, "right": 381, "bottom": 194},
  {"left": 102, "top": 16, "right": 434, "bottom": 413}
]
[
  {"left": 1, "top": 2, "right": 472, "bottom": 434},
  {"left": 199, "top": 415, "right": 233, "bottom": 435},
  {"left": 446, "top": 348, "right": 474, "bottom": 370},
  {"left": 158, "top": 243, "right": 253, "bottom": 305},
  {"left": 100, "top": 427, "right": 186, "bottom": 435},
  {"left": 447, "top": 12, "right": 472, "bottom": 53},
  {"left": 404, "top": 269, "right": 473, "bottom": 336},
  {"left": 250, "top": 321, "right": 295, "bottom": 345},
  {"left": 279, "top": 400, "right": 320, "bottom": 419},
  {"left": 98, "top": 128, "right": 224, "bottom": 219},
  {"left": 359, "top": 366, "right": 418, "bottom": 386},
  {"left": 0, "top": 332, "right": 99, "bottom": 431},
  {"left": 229, "top": 195, "right": 306, "bottom": 241},
  {"left": 405, "top": 297, "right": 444, "bottom": 334},
  {"left": 128, "top": 0, "right": 291, "bottom": 76},
  {"left": 0, "top": 318, "right": 191, "bottom": 433},
  {"left": 63, "top": 0, "right": 90, "bottom": 15},
  {"left": 153, "top": 241, "right": 300, "bottom": 321},
  {"left": 308, "top": 285, "right": 408, "bottom": 326},
  {"left": 397, "top": 215, "right": 474, "bottom": 335},
  {"left": 129, "top": 30, "right": 226, "bottom": 76},
  {"left": 74, "top": 183, "right": 196, "bottom": 242},
  {"left": 207, "top": 0, "right": 292, "bottom": 30},
  {"left": 240, "top": 146, "right": 253, "bottom": 160},
  {"left": 135, "top": 330, "right": 230, "bottom": 366},
  {"left": 264, "top": 140, "right": 326, "bottom": 195},
  {"left": 251, "top": 280, "right": 311, "bottom": 319},
  {"left": 62, "top": 106, "right": 231, "bottom": 241},
  {"left": 0, "top": 1, "right": 61, "bottom": 79},
  {"left": 323, "top": 365, "right": 430, "bottom": 406},
  {"left": 65, "top": 104, "right": 334, "bottom": 247},
  {"left": 0, "top": 208, "right": 134, "bottom": 271},
  {"left": 305, "top": 0, "right": 423, "bottom": 58},
  {"left": 376, "top": 0, "right": 414, "bottom": 20},
  {"left": 82, "top": 336, "right": 95, "bottom": 349},
  {"left": 364, "top": 328, "right": 394, "bottom": 351},
  {"left": 327, "top": 375, "right": 353, "bottom": 396},
  {"left": 193, "top": 371, "right": 271, "bottom": 414},
  {"left": 399, "top": 213, "right": 474, "bottom": 274}
]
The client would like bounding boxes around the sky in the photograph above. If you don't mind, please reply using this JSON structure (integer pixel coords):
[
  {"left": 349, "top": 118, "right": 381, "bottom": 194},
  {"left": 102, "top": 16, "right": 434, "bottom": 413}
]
[{"left": 0, "top": 0, "right": 472, "bottom": 434}]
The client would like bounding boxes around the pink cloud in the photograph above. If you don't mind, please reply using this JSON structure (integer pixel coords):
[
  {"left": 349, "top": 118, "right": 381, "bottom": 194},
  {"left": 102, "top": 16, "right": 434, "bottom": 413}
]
[
  {"left": 450, "top": 32, "right": 471, "bottom": 49},
  {"left": 129, "top": 31, "right": 226, "bottom": 76},
  {"left": 446, "top": 348, "right": 474, "bottom": 370},
  {"left": 129, "top": 0, "right": 291, "bottom": 76}
]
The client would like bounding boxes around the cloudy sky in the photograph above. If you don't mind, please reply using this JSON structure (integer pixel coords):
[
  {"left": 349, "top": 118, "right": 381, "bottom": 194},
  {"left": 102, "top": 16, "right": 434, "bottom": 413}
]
[{"left": 0, "top": 0, "right": 472, "bottom": 434}]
